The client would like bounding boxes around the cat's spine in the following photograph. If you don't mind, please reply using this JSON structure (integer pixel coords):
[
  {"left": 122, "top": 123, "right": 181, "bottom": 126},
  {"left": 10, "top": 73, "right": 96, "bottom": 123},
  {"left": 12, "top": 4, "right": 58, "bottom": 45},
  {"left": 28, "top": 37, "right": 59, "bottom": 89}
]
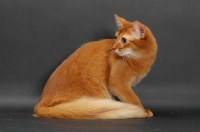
[{"left": 34, "top": 98, "right": 148, "bottom": 119}]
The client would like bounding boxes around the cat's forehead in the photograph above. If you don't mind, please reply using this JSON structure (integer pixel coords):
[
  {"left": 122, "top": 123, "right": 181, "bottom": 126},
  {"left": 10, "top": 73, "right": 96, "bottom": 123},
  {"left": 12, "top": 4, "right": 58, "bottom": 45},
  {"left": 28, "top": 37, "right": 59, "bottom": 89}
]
[
  {"left": 121, "top": 32, "right": 134, "bottom": 40},
  {"left": 116, "top": 28, "right": 134, "bottom": 40}
]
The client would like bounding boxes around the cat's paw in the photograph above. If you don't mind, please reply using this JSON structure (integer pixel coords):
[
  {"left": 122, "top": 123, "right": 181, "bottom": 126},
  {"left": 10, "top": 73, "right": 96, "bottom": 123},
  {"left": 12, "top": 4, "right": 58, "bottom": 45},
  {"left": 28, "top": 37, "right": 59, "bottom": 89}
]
[{"left": 145, "top": 109, "right": 153, "bottom": 118}]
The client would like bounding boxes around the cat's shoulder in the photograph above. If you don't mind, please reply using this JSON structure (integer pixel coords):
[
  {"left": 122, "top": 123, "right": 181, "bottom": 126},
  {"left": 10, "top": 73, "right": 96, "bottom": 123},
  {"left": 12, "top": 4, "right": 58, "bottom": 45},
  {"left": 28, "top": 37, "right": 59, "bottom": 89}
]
[
  {"left": 83, "top": 39, "right": 115, "bottom": 49},
  {"left": 88, "top": 39, "right": 115, "bottom": 45}
]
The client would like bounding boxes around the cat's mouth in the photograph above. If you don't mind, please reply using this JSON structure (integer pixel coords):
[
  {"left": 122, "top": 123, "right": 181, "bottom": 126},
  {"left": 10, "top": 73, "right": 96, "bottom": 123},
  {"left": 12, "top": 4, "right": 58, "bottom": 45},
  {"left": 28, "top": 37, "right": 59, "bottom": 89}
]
[
  {"left": 114, "top": 49, "right": 140, "bottom": 59},
  {"left": 114, "top": 49, "right": 124, "bottom": 56}
]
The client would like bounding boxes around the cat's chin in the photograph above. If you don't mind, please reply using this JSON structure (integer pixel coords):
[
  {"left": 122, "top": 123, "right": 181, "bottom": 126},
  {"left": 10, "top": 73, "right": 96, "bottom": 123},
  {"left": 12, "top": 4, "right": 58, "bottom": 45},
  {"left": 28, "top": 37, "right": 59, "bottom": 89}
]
[
  {"left": 114, "top": 49, "right": 140, "bottom": 59},
  {"left": 114, "top": 50, "right": 124, "bottom": 57}
]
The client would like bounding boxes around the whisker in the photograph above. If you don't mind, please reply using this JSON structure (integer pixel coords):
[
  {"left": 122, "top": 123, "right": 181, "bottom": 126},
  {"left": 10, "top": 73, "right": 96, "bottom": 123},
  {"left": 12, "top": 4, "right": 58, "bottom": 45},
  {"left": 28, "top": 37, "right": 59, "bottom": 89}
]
[
  {"left": 125, "top": 56, "right": 131, "bottom": 65},
  {"left": 107, "top": 49, "right": 114, "bottom": 58},
  {"left": 128, "top": 55, "right": 135, "bottom": 68},
  {"left": 126, "top": 57, "right": 132, "bottom": 68},
  {"left": 123, "top": 56, "right": 132, "bottom": 69},
  {"left": 124, "top": 55, "right": 134, "bottom": 69},
  {"left": 107, "top": 49, "right": 114, "bottom": 66},
  {"left": 107, "top": 23, "right": 118, "bottom": 33},
  {"left": 122, "top": 56, "right": 129, "bottom": 69}
]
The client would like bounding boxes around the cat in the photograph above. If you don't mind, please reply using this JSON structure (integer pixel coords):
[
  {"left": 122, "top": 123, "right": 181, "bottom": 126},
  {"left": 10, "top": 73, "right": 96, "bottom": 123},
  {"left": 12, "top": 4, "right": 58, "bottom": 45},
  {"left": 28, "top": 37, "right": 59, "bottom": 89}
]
[{"left": 34, "top": 14, "right": 157, "bottom": 119}]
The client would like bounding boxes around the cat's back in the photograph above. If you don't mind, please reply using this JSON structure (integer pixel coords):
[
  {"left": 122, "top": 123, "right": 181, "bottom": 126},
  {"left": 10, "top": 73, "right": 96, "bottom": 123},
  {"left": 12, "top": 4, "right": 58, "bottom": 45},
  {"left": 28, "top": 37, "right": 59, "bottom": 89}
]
[
  {"left": 71, "top": 39, "right": 115, "bottom": 58},
  {"left": 40, "top": 39, "right": 115, "bottom": 101},
  {"left": 62, "top": 39, "right": 115, "bottom": 67},
  {"left": 51, "top": 39, "right": 116, "bottom": 81}
]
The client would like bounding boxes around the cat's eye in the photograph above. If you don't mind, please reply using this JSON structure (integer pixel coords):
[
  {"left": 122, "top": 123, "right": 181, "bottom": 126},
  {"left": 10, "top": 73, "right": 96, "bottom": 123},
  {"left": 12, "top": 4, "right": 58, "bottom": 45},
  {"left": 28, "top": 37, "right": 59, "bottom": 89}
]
[{"left": 121, "top": 37, "right": 127, "bottom": 44}]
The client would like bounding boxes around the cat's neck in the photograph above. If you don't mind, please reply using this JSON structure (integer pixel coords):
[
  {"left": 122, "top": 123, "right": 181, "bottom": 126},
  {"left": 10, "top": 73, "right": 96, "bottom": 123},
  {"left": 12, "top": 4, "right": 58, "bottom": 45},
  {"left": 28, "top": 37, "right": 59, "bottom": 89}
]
[{"left": 109, "top": 52, "right": 155, "bottom": 75}]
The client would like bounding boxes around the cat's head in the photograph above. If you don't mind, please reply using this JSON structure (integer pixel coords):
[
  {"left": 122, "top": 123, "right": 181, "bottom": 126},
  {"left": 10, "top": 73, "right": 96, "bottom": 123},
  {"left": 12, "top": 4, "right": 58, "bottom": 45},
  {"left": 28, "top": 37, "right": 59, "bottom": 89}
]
[{"left": 113, "top": 14, "right": 157, "bottom": 59}]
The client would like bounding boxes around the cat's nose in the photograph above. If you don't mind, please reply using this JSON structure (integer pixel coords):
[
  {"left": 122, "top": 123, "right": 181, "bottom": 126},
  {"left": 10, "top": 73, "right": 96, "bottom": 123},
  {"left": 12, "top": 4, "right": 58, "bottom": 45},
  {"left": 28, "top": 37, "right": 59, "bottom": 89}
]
[{"left": 112, "top": 47, "right": 116, "bottom": 51}]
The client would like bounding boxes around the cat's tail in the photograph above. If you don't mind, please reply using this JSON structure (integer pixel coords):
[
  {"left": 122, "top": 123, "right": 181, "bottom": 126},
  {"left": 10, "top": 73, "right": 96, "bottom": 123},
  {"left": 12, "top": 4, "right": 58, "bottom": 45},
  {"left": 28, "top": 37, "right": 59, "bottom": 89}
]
[{"left": 33, "top": 98, "right": 151, "bottom": 119}]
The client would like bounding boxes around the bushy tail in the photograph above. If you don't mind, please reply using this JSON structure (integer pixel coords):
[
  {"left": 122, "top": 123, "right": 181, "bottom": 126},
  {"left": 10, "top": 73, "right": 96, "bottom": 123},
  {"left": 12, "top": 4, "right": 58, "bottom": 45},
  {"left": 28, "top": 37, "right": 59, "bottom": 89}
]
[{"left": 34, "top": 98, "right": 149, "bottom": 119}]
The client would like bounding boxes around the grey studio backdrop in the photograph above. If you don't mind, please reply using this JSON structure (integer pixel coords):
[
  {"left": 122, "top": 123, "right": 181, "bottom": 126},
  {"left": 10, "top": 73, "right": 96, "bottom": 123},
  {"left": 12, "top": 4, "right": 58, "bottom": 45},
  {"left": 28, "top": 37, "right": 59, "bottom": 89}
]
[{"left": 0, "top": 0, "right": 200, "bottom": 113}]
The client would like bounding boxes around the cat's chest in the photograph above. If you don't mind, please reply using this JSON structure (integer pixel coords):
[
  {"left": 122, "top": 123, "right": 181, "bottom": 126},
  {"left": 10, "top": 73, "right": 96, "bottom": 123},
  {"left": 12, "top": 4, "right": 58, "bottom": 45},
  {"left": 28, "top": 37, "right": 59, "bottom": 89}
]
[
  {"left": 130, "top": 73, "right": 146, "bottom": 86},
  {"left": 129, "top": 61, "right": 150, "bottom": 85}
]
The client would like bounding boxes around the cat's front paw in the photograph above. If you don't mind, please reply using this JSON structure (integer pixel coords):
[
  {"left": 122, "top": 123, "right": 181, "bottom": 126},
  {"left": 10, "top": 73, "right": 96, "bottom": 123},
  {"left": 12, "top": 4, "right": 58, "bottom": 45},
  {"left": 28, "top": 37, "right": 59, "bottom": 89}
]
[{"left": 145, "top": 109, "right": 153, "bottom": 118}]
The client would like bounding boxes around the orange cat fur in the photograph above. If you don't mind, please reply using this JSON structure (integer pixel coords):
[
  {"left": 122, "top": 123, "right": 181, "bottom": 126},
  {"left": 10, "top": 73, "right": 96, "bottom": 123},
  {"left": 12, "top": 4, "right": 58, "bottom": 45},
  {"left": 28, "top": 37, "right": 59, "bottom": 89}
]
[{"left": 34, "top": 14, "right": 157, "bottom": 119}]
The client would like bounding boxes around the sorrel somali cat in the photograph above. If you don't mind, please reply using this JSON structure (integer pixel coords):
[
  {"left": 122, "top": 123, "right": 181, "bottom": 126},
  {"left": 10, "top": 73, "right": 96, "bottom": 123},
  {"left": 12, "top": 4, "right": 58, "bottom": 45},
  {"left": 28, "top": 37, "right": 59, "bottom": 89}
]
[{"left": 34, "top": 14, "right": 157, "bottom": 119}]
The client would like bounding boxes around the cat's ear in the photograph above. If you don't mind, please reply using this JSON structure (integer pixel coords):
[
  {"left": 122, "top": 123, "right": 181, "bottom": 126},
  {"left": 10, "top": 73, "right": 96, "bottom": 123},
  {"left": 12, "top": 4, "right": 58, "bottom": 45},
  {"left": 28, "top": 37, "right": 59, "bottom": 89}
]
[
  {"left": 132, "top": 21, "right": 145, "bottom": 39},
  {"left": 115, "top": 14, "right": 129, "bottom": 29}
]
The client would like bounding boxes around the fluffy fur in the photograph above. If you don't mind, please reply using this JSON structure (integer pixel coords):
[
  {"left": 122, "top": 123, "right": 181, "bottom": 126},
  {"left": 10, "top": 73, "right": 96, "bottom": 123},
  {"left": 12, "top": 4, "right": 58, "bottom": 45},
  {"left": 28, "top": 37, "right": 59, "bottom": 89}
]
[{"left": 34, "top": 14, "right": 157, "bottom": 119}]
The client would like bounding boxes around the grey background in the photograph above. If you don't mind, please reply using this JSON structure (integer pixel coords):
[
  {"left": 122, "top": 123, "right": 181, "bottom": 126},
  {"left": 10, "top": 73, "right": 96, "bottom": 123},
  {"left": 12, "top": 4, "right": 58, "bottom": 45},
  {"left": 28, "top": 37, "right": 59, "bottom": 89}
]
[{"left": 0, "top": 0, "right": 200, "bottom": 112}]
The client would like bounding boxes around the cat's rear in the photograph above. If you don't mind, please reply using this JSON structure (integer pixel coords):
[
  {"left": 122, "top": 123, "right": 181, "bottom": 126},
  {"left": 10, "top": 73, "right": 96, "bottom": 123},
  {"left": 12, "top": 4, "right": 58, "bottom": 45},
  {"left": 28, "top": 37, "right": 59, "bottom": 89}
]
[{"left": 34, "top": 15, "right": 157, "bottom": 119}]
